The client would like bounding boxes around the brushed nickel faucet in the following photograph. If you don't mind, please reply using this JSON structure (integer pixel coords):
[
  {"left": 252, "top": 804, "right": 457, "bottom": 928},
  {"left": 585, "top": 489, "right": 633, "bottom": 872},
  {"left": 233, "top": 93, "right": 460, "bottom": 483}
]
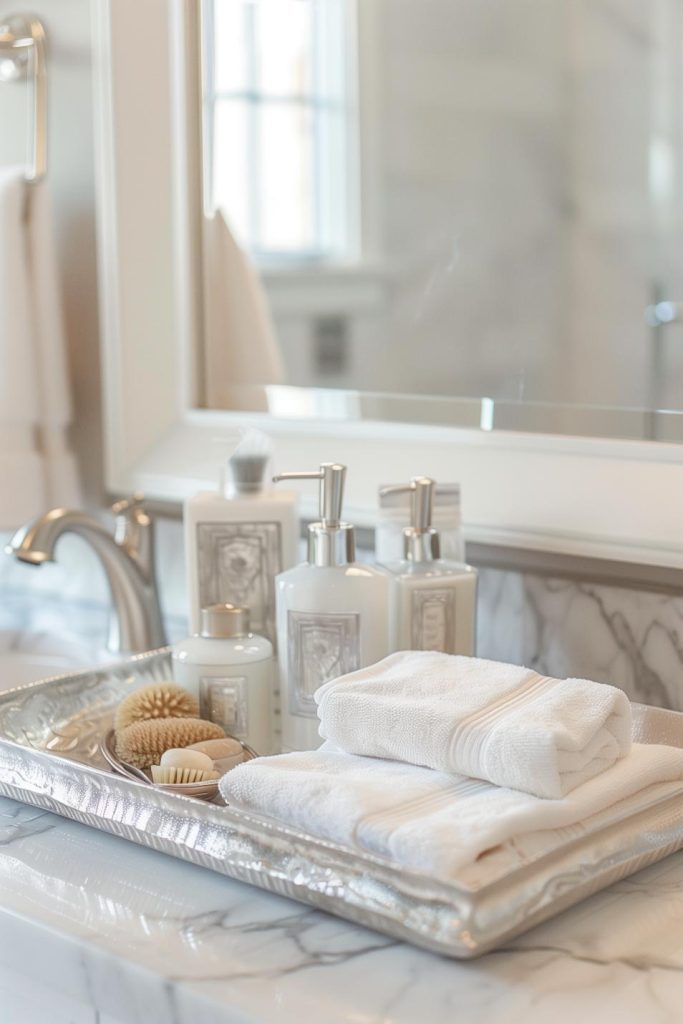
[{"left": 6, "top": 495, "right": 167, "bottom": 654}]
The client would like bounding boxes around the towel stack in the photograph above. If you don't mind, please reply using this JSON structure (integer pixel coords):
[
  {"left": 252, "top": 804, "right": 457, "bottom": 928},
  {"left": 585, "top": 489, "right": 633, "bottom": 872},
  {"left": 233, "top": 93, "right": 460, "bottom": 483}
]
[{"left": 220, "top": 653, "right": 683, "bottom": 881}]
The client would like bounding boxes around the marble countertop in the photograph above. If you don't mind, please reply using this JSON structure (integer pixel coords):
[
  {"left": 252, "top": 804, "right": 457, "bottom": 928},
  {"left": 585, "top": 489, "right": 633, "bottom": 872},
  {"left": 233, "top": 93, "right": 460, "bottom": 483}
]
[{"left": 1, "top": 797, "right": 682, "bottom": 1024}]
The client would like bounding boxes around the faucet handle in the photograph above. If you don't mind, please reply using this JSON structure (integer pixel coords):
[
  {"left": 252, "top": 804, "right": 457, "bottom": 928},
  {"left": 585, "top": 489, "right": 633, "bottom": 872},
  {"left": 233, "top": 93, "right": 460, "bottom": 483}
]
[
  {"left": 111, "top": 492, "right": 146, "bottom": 518},
  {"left": 111, "top": 493, "right": 153, "bottom": 572},
  {"left": 112, "top": 492, "right": 150, "bottom": 532}
]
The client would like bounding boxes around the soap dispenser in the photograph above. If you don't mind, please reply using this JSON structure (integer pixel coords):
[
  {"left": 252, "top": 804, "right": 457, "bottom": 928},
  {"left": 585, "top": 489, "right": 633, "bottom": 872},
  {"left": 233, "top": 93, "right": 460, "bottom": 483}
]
[
  {"left": 272, "top": 463, "right": 390, "bottom": 751},
  {"left": 184, "top": 430, "right": 299, "bottom": 648},
  {"left": 380, "top": 477, "right": 477, "bottom": 656}
]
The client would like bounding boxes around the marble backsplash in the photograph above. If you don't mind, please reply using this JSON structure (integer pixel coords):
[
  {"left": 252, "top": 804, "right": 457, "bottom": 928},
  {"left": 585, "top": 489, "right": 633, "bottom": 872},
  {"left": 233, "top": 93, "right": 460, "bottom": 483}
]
[
  {"left": 477, "top": 569, "right": 683, "bottom": 711},
  {"left": 1, "top": 518, "right": 682, "bottom": 710}
]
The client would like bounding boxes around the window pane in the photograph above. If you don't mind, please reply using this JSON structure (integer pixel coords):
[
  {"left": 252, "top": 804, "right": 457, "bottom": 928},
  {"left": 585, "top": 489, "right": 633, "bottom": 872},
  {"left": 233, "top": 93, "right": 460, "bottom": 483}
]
[
  {"left": 203, "top": 0, "right": 357, "bottom": 261},
  {"left": 212, "top": 98, "right": 250, "bottom": 245},
  {"left": 312, "top": 0, "right": 347, "bottom": 104},
  {"left": 255, "top": 0, "right": 313, "bottom": 97},
  {"left": 258, "top": 102, "right": 315, "bottom": 252},
  {"left": 213, "top": 0, "right": 247, "bottom": 93},
  {"left": 315, "top": 106, "right": 350, "bottom": 255}
]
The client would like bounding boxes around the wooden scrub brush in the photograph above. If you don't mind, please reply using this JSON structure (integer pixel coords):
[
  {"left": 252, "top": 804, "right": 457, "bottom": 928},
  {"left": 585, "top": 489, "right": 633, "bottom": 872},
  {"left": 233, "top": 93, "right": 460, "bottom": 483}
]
[
  {"left": 114, "top": 682, "right": 199, "bottom": 734},
  {"left": 151, "top": 746, "right": 219, "bottom": 784},
  {"left": 116, "top": 717, "right": 225, "bottom": 770},
  {"left": 150, "top": 765, "right": 219, "bottom": 784}
]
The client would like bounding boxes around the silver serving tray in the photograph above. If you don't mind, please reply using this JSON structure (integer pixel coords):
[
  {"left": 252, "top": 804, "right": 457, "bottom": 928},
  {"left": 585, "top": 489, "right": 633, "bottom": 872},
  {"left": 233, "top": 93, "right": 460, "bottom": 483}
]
[{"left": 0, "top": 648, "right": 681, "bottom": 959}]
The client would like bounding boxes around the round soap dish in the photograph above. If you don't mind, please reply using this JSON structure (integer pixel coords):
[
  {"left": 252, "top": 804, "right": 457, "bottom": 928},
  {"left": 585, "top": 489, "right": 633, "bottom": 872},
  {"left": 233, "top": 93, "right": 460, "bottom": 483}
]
[{"left": 100, "top": 729, "right": 256, "bottom": 802}]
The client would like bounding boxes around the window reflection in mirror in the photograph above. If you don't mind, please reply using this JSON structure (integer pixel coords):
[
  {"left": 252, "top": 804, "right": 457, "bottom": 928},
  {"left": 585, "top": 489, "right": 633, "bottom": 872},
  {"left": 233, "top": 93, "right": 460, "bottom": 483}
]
[{"left": 203, "top": 0, "right": 357, "bottom": 261}]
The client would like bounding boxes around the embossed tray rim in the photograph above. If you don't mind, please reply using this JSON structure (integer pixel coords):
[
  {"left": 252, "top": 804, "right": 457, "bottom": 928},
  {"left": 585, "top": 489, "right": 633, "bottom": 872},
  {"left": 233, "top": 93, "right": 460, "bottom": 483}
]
[{"left": 0, "top": 648, "right": 680, "bottom": 958}]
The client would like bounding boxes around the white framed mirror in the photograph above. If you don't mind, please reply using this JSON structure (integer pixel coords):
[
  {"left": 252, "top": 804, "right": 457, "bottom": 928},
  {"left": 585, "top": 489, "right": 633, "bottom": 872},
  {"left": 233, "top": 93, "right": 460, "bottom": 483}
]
[{"left": 92, "top": 0, "right": 683, "bottom": 569}]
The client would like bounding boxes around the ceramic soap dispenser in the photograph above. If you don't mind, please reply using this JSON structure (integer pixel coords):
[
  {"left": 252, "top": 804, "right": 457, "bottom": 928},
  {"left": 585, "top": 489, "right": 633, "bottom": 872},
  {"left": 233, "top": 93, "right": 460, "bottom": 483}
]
[
  {"left": 380, "top": 477, "right": 477, "bottom": 655},
  {"left": 184, "top": 430, "right": 299, "bottom": 648},
  {"left": 272, "top": 463, "right": 390, "bottom": 751}
]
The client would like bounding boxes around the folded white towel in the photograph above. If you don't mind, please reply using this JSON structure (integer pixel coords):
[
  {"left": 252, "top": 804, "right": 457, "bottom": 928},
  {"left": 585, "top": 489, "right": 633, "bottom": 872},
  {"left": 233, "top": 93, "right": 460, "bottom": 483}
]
[
  {"left": 220, "top": 743, "right": 683, "bottom": 882},
  {"left": 314, "top": 652, "right": 632, "bottom": 799}
]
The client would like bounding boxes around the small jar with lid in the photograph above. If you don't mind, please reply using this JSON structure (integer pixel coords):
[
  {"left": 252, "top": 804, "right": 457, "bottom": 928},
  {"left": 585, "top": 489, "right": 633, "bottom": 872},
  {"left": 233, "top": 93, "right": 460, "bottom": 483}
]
[{"left": 172, "top": 604, "right": 274, "bottom": 754}]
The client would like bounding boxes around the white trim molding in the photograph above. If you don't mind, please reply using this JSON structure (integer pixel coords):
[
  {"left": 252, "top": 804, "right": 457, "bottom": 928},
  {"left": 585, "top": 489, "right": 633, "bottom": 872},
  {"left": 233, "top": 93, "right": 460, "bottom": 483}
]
[{"left": 93, "top": 0, "right": 683, "bottom": 574}]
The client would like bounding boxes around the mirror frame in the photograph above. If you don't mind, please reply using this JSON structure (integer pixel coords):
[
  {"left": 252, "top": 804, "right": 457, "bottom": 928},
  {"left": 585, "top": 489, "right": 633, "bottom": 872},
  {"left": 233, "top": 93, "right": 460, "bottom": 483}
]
[{"left": 92, "top": 0, "right": 683, "bottom": 570}]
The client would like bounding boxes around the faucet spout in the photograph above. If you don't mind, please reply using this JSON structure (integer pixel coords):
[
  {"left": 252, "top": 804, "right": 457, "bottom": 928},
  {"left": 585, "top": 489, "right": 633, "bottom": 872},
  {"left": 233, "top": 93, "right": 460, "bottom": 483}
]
[{"left": 6, "top": 498, "right": 167, "bottom": 654}]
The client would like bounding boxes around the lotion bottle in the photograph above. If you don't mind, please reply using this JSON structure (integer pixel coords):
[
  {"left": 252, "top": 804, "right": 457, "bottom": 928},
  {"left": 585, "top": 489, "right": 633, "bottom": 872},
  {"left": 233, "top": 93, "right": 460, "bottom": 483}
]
[
  {"left": 380, "top": 477, "right": 477, "bottom": 655},
  {"left": 184, "top": 430, "right": 299, "bottom": 648},
  {"left": 272, "top": 463, "right": 390, "bottom": 751},
  {"left": 172, "top": 603, "right": 274, "bottom": 754}
]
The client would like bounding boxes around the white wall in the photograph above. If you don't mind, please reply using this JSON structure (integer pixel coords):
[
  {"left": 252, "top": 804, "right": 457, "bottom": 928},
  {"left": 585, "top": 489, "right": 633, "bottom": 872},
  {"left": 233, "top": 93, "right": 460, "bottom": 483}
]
[{"left": 0, "top": 1, "right": 102, "bottom": 505}]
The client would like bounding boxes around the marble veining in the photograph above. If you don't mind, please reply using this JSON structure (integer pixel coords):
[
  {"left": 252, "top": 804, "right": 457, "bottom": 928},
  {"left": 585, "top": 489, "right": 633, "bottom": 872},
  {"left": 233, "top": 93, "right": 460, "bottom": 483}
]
[
  {"left": 477, "top": 567, "right": 683, "bottom": 709},
  {"left": 0, "top": 796, "right": 682, "bottom": 1023}
]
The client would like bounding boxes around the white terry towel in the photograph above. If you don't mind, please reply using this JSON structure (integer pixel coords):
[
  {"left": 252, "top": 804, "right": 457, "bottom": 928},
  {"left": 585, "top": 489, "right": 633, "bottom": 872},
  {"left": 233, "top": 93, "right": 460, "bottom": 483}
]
[
  {"left": 0, "top": 167, "right": 80, "bottom": 526},
  {"left": 314, "top": 652, "right": 632, "bottom": 799},
  {"left": 220, "top": 743, "right": 683, "bottom": 882},
  {"left": 203, "top": 210, "right": 285, "bottom": 411}
]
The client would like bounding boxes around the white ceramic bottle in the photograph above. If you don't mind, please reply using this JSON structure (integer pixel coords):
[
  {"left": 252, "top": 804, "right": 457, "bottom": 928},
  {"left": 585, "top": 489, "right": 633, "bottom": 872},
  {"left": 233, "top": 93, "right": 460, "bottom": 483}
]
[
  {"left": 380, "top": 477, "right": 477, "bottom": 655},
  {"left": 184, "top": 430, "right": 299, "bottom": 648},
  {"left": 272, "top": 463, "right": 390, "bottom": 752},
  {"left": 172, "top": 603, "right": 274, "bottom": 755}
]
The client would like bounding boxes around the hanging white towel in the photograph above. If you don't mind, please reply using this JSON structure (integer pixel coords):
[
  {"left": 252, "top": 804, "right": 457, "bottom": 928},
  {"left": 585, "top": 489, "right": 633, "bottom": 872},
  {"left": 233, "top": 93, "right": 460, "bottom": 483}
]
[
  {"left": 314, "top": 652, "right": 632, "bottom": 799},
  {"left": 0, "top": 167, "right": 80, "bottom": 526},
  {"left": 203, "top": 210, "right": 285, "bottom": 411},
  {"left": 220, "top": 742, "right": 683, "bottom": 883}
]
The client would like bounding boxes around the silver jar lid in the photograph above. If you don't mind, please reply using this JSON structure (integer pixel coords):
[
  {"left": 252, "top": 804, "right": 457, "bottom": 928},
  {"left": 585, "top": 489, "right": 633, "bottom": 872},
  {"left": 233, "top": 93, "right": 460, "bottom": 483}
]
[{"left": 200, "top": 604, "right": 250, "bottom": 639}]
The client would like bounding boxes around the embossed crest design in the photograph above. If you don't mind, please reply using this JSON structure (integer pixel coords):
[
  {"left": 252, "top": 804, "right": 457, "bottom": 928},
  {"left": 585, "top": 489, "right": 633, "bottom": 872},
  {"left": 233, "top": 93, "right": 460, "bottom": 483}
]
[
  {"left": 411, "top": 588, "right": 456, "bottom": 652},
  {"left": 199, "top": 675, "right": 248, "bottom": 736},
  {"left": 197, "top": 521, "right": 282, "bottom": 646},
  {"left": 287, "top": 610, "right": 360, "bottom": 718}
]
